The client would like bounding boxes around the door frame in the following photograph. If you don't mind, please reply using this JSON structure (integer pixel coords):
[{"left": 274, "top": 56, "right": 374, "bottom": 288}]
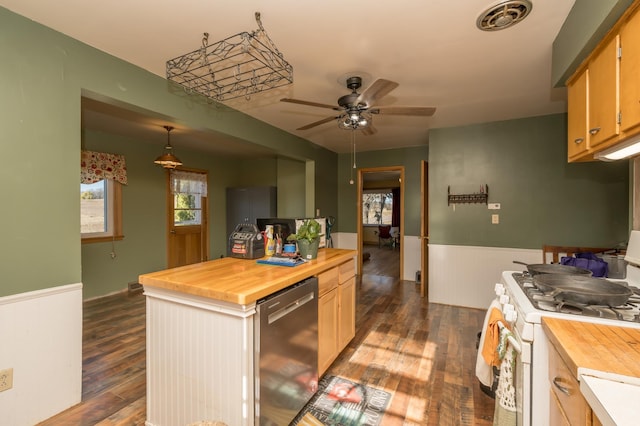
[
  {"left": 420, "top": 160, "right": 429, "bottom": 298},
  {"left": 357, "top": 166, "right": 405, "bottom": 279},
  {"left": 166, "top": 167, "right": 209, "bottom": 267}
]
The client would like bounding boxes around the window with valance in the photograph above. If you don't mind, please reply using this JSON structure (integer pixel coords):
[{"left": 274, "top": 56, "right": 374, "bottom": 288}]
[{"left": 80, "top": 150, "right": 127, "bottom": 242}]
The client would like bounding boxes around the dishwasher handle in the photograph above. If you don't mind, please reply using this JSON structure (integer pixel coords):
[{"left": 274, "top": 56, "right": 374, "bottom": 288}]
[{"left": 268, "top": 292, "right": 315, "bottom": 325}]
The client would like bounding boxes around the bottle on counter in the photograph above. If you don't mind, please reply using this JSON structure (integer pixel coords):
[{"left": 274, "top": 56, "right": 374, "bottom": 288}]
[
  {"left": 274, "top": 224, "right": 283, "bottom": 255},
  {"left": 265, "top": 225, "right": 275, "bottom": 256}
]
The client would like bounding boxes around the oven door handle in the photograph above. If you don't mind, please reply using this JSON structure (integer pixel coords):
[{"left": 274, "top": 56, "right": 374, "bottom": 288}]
[{"left": 552, "top": 377, "right": 571, "bottom": 396}]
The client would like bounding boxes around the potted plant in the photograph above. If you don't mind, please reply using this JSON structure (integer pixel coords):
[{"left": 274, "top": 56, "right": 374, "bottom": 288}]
[{"left": 287, "top": 219, "right": 323, "bottom": 260}]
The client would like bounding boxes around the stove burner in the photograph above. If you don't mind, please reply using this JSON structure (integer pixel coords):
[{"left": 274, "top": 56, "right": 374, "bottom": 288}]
[{"left": 512, "top": 273, "right": 640, "bottom": 323}]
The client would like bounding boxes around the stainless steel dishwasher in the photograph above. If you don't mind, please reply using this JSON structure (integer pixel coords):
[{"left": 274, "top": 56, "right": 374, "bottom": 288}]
[{"left": 254, "top": 276, "right": 318, "bottom": 426}]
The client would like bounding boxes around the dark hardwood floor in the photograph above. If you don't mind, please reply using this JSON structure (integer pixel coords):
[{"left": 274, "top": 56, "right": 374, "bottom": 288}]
[
  {"left": 38, "top": 255, "right": 494, "bottom": 425},
  {"left": 362, "top": 243, "right": 400, "bottom": 278}
]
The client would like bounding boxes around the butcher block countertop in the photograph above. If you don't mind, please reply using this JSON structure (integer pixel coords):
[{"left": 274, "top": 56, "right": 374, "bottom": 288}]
[
  {"left": 542, "top": 317, "right": 640, "bottom": 383},
  {"left": 139, "top": 248, "right": 356, "bottom": 305},
  {"left": 543, "top": 318, "right": 640, "bottom": 425}
]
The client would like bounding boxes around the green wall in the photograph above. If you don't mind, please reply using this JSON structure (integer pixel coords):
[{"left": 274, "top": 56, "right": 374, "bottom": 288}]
[
  {"left": 429, "top": 114, "right": 629, "bottom": 248},
  {"left": 81, "top": 130, "right": 264, "bottom": 299},
  {"left": 337, "top": 146, "right": 429, "bottom": 235},
  {"left": 277, "top": 157, "right": 306, "bottom": 218},
  {"left": 0, "top": 7, "right": 337, "bottom": 298}
]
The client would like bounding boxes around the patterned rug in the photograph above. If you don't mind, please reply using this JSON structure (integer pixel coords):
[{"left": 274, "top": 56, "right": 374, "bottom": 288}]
[{"left": 291, "top": 375, "right": 392, "bottom": 426}]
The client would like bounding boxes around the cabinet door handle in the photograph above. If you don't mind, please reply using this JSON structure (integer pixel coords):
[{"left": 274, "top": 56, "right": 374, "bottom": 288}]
[
  {"left": 574, "top": 138, "right": 584, "bottom": 145},
  {"left": 553, "top": 377, "right": 571, "bottom": 396},
  {"left": 589, "top": 127, "right": 601, "bottom": 135}
]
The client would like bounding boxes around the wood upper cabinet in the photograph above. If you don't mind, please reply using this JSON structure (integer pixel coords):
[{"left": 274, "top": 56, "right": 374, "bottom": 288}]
[
  {"left": 620, "top": 6, "right": 640, "bottom": 135},
  {"left": 567, "top": 69, "right": 589, "bottom": 161},
  {"left": 566, "top": 0, "right": 640, "bottom": 162},
  {"left": 587, "top": 34, "right": 620, "bottom": 150}
]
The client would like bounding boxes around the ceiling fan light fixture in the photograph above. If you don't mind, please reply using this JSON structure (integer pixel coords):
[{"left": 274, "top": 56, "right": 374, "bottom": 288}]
[{"left": 154, "top": 126, "right": 183, "bottom": 169}]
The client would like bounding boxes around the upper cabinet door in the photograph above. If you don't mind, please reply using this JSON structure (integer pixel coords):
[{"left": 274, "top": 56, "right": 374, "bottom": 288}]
[
  {"left": 588, "top": 35, "right": 620, "bottom": 149},
  {"left": 567, "top": 69, "right": 589, "bottom": 161},
  {"left": 620, "top": 7, "right": 640, "bottom": 135}
]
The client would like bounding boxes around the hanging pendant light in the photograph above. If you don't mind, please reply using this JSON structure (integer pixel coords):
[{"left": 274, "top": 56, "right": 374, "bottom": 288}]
[{"left": 154, "top": 125, "right": 183, "bottom": 169}]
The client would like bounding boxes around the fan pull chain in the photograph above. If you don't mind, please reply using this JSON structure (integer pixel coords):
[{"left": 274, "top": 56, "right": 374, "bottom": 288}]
[{"left": 349, "top": 130, "right": 355, "bottom": 184}]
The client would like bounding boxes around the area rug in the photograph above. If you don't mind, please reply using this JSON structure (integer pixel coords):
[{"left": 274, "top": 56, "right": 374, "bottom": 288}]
[{"left": 291, "top": 375, "right": 392, "bottom": 426}]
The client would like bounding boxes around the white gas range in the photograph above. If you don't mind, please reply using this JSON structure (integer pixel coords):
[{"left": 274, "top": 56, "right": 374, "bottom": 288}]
[{"left": 492, "top": 231, "right": 640, "bottom": 426}]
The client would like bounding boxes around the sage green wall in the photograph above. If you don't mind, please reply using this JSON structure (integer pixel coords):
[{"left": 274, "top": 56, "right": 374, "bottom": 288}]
[
  {"left": 81, "top": 130, "right": 265, "bottom": 299},
  {"left": 552, "top": 0, "right": 634, "bottom": 86},
  {"left": 0, "top": 7, "right": 337, "bottom": 298},
  {"left": 337, "top": 146, "right": 429, "bottom": 235},
  {"left": 429, "top": 113, "right": 629, "bottom": 248},
  {"left": 277, "top": 157, "right": 306, "bottom": 218}
]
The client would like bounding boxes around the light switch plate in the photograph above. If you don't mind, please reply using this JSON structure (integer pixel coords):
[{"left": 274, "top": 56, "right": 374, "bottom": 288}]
[{"left": 492, "top": 214, "right": 499, "bottom": 224}]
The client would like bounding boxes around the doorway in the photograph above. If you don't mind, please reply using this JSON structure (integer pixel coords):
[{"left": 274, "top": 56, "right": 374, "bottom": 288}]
[
  {"left": 167, "top": 169, "right": 209, "bottom": 268},
  {"left": 357, "top": 167, "right": 404, "bottom": 280}
]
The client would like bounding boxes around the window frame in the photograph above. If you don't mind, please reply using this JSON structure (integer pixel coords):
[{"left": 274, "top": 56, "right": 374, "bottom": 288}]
[{"left": 81, "top": 179, "right": 124, "bottom": 244}]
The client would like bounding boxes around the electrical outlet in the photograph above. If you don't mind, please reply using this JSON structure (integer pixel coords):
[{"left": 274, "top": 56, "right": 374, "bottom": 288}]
[
  {"left": 492, "top": 214, "right": 499, "bottom": 224},
  {"left": 0, "top": 368, "right": 13, "bottom": 392}
]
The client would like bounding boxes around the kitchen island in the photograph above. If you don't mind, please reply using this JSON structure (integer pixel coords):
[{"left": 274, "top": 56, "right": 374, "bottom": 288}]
[{"left": 139, "top": 248, "right": 356, "bottom": 426}]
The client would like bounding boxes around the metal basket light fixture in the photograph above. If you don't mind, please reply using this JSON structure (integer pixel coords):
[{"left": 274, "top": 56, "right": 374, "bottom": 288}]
[{"left": 166, "top": 12, "right": 293, "bottom": 102}]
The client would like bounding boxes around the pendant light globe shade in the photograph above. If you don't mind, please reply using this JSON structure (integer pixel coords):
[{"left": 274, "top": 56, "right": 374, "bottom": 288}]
[{"left": 154, "top": 125, "right": 182, "bottom": 169}]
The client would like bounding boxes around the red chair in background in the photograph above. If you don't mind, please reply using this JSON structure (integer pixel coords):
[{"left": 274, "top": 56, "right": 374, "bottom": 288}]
[{"left": 378, "top": 225, "right": 393, "bottom": 248}]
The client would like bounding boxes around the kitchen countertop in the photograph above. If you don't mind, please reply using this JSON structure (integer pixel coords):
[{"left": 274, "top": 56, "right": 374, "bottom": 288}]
[
  {"left": 139, "top": 248, "right": 356, "bottom": 305},
  {"left": 542, "top": 317, "right": 640, "bottom": 425},
  {"left": 580, "top": 375, "right": 640, "bottom": 426}
]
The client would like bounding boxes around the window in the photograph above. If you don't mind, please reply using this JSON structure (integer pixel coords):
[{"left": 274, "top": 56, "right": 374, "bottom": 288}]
[
  {"left": 81, "top": 179, "right": 123, "bottom": 243},
  {"left": 170, "top": 170, "right": 207, "bottom": 227},
  {"left": 362, "top": 191, "right": 393, "bottom": 225},
  {"left": 80, "top": 150, "right": 127, "bottom": 243},
  {"left": 174, "top": 193, "right": 202, "bottom": 226}
]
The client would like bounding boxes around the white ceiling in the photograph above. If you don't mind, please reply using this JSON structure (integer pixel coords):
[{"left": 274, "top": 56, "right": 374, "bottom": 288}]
[{"left": 1, "top": 0, "right": 576, "bottom": 154}]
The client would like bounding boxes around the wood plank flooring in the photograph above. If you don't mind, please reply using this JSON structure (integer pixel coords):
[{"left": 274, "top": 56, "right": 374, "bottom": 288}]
[
  {"left": 362, "top": 244, "right": 400, "bottom": 278},
  {"left": 38, "top": 265, "right": 494, "bottom": 425}
]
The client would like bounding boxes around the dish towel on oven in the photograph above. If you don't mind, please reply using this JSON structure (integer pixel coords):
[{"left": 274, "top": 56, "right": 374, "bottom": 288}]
[
  {"left": 493, "top": 327, "right": 517, "bottom": 426},
  {"left": 475, "top": 299, "right": 502, "bottom": 387}
]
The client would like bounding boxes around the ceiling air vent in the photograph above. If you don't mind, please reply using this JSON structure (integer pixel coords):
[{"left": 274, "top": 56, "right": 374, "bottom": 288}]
[{"left": 476, "top": 0, "right": 533, "bottom": 31}]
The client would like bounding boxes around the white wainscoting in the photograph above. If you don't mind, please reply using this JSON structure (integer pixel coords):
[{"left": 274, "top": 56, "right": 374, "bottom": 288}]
[
  {"left": 0, "top": 283, "right": 82, "bottom": 425},
  {"left": 144, "top": 287, "right": 255, "bottom": 426},
  {"left": 429, "top": 244, "right": 540, "bottom": 309}
]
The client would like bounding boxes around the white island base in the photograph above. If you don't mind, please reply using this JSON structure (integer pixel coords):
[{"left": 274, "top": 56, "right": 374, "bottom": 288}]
[{"left": 144, "top": 286, "right": 256, "bottom": 426}]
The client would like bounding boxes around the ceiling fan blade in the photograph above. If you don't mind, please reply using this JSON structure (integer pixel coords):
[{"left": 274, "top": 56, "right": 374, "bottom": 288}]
[
  {"left": 297, "top": 115, "right": 339, "bottom": 131},
  {"left": 281, "top": 98, "right": 339, "bottom": 110},
  {"left": 370, "top": 106, "right": 436, "bottom": 116},
  {"left": 360, "top": 122, "right": 377, "bottom": 136},
  {"left": 357, "top": 79, "right": 399, "bottom": 107}
]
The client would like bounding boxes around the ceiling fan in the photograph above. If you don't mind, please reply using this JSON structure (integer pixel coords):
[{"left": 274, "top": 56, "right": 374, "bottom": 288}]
[{"left": 281, "top": 76, "right": 436, "bottom": 135}]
